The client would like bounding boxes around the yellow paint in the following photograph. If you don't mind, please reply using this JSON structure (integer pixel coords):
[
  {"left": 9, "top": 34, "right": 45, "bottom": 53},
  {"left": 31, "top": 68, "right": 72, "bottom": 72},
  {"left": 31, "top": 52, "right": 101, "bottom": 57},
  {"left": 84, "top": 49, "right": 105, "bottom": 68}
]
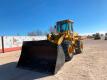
[{"left": 47, "top": 19, "right": 83, "bottom": 54}]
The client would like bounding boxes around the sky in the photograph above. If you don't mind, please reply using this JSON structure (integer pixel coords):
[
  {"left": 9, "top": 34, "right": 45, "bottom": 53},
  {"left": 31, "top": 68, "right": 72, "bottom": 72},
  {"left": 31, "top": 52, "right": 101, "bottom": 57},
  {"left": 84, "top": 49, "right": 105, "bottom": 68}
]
[{"left": 0, "top": 0, "right": 107, "bottom": 35}]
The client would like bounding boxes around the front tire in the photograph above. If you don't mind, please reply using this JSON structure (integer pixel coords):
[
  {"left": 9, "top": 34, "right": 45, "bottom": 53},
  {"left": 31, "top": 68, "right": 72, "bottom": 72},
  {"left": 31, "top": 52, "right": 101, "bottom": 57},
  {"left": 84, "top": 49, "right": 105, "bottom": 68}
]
[{"left": 62, "top": 40, "right": 74, "bottom": 61}]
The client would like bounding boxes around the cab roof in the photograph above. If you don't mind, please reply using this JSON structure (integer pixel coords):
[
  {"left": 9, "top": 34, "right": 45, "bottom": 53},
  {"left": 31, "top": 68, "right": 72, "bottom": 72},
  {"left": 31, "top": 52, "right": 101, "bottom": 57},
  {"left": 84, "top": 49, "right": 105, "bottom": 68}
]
[{"left": 57, "top": 19, "right": 74, "bottom": 24}]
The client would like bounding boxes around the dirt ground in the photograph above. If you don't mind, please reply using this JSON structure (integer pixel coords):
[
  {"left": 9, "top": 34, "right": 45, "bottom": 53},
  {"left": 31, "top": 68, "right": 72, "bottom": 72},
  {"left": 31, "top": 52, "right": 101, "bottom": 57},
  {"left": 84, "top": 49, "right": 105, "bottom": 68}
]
[{"left": 0, "top": 39, "right": 107, "bottom": 80}]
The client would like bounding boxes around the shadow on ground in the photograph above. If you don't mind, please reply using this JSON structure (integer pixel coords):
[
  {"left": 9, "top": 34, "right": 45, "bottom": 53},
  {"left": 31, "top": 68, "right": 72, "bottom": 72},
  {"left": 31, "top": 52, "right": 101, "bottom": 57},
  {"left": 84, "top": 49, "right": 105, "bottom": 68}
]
[{"left": 0, "top": 62, "right": 51, "bottom": 80}]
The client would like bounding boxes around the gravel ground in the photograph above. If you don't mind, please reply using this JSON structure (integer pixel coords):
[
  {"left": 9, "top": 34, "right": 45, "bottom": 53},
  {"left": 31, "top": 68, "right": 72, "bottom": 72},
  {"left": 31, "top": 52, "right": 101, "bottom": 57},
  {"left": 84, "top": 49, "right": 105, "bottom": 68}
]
[{"left": 0, "top": 39, "right": 107, "bottom": 80}]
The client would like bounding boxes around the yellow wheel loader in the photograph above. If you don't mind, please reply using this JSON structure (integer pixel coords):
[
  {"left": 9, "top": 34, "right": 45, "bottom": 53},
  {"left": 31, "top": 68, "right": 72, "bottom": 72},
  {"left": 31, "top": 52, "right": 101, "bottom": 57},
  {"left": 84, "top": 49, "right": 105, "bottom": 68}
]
[{"left": 17, "top": 19, "right": 83, "bottom": 74}]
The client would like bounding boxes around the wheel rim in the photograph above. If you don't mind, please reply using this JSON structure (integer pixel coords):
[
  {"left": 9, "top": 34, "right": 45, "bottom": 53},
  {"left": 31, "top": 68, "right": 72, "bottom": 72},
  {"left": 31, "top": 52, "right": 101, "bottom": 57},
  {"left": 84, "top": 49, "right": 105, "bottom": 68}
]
[{"left": 67, "top": 45, "right": 73, "bottom": 54}]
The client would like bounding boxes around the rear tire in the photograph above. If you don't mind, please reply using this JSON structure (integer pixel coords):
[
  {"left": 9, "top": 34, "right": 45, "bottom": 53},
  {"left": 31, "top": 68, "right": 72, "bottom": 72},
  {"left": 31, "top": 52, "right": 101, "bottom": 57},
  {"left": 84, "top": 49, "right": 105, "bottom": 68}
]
[
  {"left": 62, "top": 40, "right": 74, "bottom": 61},
  {"left": 75, "top": 40, "right": 83, "bottom": 54}
]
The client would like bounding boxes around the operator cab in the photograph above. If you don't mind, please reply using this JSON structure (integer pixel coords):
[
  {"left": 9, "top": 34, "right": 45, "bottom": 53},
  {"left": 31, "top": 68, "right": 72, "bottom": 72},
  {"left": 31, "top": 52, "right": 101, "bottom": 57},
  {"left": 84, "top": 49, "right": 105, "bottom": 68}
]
[{"left": 56, "top": 20, "right": 74, "bottom": 33}]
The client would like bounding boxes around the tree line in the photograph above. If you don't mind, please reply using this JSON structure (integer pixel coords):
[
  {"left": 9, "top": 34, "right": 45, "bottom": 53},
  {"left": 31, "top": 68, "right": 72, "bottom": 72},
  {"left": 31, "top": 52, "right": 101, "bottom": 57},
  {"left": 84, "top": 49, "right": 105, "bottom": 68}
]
[
  {"left": 27, "top": 27, "right": 54, "bottom": 36},
  {"left": 87, "top": 33, "right": 107, "bottom": 39}
]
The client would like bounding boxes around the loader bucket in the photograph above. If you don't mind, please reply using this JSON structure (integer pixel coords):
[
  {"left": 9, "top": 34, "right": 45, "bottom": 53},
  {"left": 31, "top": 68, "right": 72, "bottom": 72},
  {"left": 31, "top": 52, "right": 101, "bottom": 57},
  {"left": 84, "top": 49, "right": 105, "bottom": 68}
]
[{"left": 17, "top": 40, "right": 65, "bottom": 74}]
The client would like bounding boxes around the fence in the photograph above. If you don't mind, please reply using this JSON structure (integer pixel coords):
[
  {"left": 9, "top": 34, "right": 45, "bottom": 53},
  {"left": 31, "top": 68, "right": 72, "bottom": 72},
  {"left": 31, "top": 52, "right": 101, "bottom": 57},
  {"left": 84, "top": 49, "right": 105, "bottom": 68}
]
[
  {"left": 0, "top": 36, "right": 47, "bottom": 53},
  {"left": 0, "top": 36, "right": 2, "bottom": 53}
]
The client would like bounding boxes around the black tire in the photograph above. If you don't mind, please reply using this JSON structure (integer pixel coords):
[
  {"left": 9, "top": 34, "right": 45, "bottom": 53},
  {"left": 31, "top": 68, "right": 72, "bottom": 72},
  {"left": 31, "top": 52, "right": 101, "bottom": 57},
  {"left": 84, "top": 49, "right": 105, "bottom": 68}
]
[
  {"left": 75, "top": 40, "right": 83, "bottom": 54},
  {"left": 105, "top": 37, "right": 107, "bottom": 40},
  {"left": 62, "top": 40, "right": 74, "bottom": 61}
]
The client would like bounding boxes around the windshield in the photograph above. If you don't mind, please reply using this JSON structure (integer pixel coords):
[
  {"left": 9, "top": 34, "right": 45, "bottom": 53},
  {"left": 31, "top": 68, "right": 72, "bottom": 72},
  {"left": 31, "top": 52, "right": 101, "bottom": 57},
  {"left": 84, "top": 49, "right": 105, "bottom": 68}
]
[
  {"left": 69, "top": 22, "right": 73, "bottom": 32},
  {"left": 57, "top": 22, "right": 69, "bottom": 32},
  {"left": 57, "top": 22, "right": 73, "bottom": 32}
]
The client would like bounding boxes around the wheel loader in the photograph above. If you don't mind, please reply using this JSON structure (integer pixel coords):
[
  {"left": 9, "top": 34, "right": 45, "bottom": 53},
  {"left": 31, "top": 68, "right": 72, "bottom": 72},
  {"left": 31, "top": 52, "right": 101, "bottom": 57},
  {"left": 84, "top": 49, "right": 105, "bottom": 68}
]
[
  {"left": 94, "top": 33, "right": 101, "bottom": 40},
  {"left": 17, "top": 19, "right": 83, "bottom": 74},
  {"left": 105, "top": 33, "right": 107, "bottom": 40}
]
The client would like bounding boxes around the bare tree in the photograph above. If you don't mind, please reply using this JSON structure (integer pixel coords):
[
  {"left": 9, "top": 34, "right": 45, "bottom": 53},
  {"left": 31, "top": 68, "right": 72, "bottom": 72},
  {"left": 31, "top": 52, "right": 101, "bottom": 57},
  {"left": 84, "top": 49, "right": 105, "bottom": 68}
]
[
  {"left": 92, "top": 34, "right": 95, "bottom": 37},
  {"left": 50, "top": 26, "right": 54, "bottom": 33},
  {"left": 16, "top": 33, "right": 20, "bottom": 36},
  {"left": 28, "top": 31, "right": 36, "bottom": 36},
  {"left": 43, "top": 32, "right": 48, "bottom": 36},
  {"left": 49, "top": 26, "right": 57, "bottom": 34},
  {"left": 101, "top": 34, "right": 104, "bottom": 36},
  {"left": 27, "top": 30, "right": 43, "bottom": 36},
  {"left": 35, "top": 30, "right": 43, "bottom": 36}
]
